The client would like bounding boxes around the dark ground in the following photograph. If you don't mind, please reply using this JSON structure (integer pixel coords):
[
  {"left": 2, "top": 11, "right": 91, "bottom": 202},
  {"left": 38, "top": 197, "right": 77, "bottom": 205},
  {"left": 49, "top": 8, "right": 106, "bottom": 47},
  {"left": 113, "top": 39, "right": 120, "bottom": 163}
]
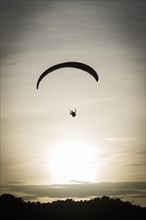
[{"left": 0, "top": 194, "right": 145, "bottom": 220}]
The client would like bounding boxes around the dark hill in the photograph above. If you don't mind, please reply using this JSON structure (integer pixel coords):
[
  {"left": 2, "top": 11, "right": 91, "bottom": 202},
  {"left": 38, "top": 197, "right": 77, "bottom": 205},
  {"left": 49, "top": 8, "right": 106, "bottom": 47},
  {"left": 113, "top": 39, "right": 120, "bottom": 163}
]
[{"left": 0, "top": 194, "right": 145, "bottom": 220}]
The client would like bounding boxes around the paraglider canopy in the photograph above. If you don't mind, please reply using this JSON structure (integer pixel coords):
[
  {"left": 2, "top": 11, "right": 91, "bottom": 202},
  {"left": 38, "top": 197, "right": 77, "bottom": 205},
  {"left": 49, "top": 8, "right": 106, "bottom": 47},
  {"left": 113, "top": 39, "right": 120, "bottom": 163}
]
[{"left": 36, "top": 61, "right": 99, "bottom": 89}]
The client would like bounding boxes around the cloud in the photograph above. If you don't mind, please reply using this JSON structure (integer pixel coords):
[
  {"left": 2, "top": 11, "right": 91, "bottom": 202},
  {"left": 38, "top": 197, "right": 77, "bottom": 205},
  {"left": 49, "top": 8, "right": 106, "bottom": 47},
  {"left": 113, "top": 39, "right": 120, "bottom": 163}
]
[
  {"left": 133, "top": 150, "right": 146, "bottom": 155},
  {"left": 125, "top": 163, "right": 145, "bottom": 167},
  {"left": 69, "top": 180, "right": 90, "bottom": 184},
  {"left": 1, "top": 182, "right": 145, "bottom": 205},
  {"left": 5, "top": 181, "right": 25, "bottom": 184},
  {"left": 105, "top": 137, "right": 132, "bottom": 143}
]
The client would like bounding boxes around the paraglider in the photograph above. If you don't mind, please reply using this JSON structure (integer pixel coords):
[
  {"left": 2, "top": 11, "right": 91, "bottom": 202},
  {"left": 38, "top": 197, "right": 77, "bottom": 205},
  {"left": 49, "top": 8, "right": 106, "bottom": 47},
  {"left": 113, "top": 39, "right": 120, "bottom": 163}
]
[{"left": 36, "top": 62, "right": 99, "bottom": 117}]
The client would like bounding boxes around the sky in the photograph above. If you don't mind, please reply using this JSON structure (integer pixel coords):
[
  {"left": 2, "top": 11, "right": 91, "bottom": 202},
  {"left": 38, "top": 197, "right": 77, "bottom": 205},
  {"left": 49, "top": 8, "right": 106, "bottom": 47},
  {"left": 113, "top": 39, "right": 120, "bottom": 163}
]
[{"left": 0, "top": 0, "right": 145, "bottom": 207}]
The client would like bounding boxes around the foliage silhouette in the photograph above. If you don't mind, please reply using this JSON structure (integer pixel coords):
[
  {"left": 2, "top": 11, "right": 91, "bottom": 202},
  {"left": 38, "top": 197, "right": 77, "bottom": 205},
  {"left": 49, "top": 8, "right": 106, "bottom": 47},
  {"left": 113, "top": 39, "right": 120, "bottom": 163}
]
[{"left": 0, "top": 194, "right": 145, "bottom": 220}]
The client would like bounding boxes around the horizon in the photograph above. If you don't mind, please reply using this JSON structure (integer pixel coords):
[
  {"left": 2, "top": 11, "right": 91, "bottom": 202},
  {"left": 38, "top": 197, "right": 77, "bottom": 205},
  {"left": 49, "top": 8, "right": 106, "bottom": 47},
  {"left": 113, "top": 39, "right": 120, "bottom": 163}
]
[
  {"left": 1, "top": 0, "right": 145, "bottom": 210},
  {"left": 1, "top": 181, "right": 146, "bottom": 207}
]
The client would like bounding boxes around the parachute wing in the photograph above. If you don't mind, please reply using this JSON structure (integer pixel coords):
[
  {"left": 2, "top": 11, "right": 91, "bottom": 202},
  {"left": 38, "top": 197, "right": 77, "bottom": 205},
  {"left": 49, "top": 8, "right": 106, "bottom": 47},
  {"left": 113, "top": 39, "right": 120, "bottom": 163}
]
[{"left": 36, "top": 62, "right": 99, "bottom": 89}]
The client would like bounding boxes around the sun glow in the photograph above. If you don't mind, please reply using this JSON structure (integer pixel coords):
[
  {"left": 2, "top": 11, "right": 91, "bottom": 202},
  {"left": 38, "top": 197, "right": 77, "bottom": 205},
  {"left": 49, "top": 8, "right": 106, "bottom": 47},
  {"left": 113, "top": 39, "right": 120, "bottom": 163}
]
[{"left": 50, "top": 141, "right": 96, "bottom": 184}]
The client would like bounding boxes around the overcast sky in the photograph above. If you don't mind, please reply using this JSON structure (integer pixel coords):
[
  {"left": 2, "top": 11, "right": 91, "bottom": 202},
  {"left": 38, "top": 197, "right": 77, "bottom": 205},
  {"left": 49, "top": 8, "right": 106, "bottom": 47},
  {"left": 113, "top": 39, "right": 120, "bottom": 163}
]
[{"left": 0, "top": 0, "right": 145, "bottom": 206}]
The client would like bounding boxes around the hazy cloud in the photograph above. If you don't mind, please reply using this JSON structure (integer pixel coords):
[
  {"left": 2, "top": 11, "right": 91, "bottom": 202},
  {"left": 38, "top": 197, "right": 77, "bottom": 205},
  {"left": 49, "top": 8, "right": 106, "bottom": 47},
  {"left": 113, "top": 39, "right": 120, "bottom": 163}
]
[
  {"left": 105, "top": 137, "right": 132, "bottom": 143},
  {"left": 1, "top": 182, "right": 145, "bottom": 200},
  {"left": 5, "top": 181, "right": 25, "bottom": 185}
]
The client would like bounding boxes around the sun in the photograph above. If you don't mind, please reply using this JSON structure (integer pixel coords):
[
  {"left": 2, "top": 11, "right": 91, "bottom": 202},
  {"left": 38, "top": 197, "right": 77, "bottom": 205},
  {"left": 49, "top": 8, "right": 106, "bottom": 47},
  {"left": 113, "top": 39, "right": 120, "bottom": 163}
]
[{"left": 50, "top": 141, "right": 96, "bottom": 184}]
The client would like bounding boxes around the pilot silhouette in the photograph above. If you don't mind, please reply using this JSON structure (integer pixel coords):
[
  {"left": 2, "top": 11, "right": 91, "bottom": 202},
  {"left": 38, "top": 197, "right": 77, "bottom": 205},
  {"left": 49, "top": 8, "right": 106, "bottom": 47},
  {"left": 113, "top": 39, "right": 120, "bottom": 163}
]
[{"left": 69, "top": 109, "right": 76, "bottom": 117}]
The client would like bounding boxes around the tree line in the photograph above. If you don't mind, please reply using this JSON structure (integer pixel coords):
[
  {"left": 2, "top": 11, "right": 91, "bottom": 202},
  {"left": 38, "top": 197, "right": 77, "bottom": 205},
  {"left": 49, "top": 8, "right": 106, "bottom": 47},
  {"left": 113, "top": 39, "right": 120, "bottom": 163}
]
[{"left": 0, "top": 194, "right": 145, "bottom": 220}]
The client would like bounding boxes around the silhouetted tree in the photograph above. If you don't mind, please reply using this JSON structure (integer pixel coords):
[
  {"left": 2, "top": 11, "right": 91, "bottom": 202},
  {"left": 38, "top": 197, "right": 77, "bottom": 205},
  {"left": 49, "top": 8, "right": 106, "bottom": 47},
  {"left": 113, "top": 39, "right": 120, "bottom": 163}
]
[{"left": 0, "top": 194, "right": 145, "bottom": 220}]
